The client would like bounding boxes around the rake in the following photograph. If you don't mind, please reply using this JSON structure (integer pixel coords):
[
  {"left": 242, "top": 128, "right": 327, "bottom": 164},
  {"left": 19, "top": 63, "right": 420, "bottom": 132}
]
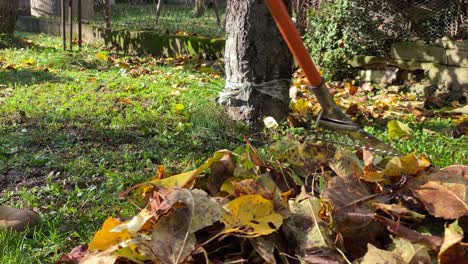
[{"left": 265, "top": 0, "right": 401, "bottom": 155}]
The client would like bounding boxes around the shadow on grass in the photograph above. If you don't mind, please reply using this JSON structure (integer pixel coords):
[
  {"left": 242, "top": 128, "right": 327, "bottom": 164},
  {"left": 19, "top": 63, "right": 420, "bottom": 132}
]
[{"left": 0, "top": 68, "right": 69, "bottom": 86}]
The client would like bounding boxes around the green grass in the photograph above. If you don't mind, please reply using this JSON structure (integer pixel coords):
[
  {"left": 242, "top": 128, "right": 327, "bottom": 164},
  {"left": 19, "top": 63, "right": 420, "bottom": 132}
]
[
  {"left": 95, "top": 4, "right": 225, "bottom": 37},
  {"left": 0, "top": 32, "right": 241, "bottom": 263},
  {"left": 364, "top": 118, "right": 467, "bottom": 167}
]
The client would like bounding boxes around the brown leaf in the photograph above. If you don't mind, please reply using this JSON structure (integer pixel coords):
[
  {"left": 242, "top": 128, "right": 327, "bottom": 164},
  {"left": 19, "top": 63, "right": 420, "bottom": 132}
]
[
  {"left": 375, "top": 215, "right": 443, "bottom": 250},
  {"left": 439, "top": 221, "right": 468, "bottom": 264},
  {"left": 323, "top": 175, "right": 385, "bottom": 259},
  {"left": 409, "top": 165, "right": 468, "bottom": 219},
  {"left": 329, "top": 150, "right": 363, "bottom": 178},
  {"left": 373, "top": 203, "right": 425, "bottom": 222},
  {"left": 250, "top": 236, "right": 276, "bottom": 264},
  {"left": 383, "top": 153, "right": 431, "bottom": 177},
  {"left": 323, "top": 174, "right": 375, "bottom": 230},
  {"left": 361, "top": 243, "right": 405, "bottom": 264},
  {"left": 207, "top": 152, "right": 235, "bottom": 194},
  {"left": 57, "top": 245, "right": 89, "bottom": 264},
  {"left": 135, "top": 206, "right": 197, "bottom": 264}
]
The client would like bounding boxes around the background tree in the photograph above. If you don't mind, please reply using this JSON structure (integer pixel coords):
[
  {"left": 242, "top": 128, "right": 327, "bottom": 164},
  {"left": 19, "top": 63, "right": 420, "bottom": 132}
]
[
  {"left": 221, "top": 0, "right": 292, "bottom": 130},
  {"left": 0, "top": 0, "right": 18, "bottom": 34}
]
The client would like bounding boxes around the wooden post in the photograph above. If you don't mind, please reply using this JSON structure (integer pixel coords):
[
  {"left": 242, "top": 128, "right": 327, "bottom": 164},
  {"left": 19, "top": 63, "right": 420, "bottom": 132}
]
[
  {"left": 78, "top": 0, "right": 82, "bottom": 48},
  {"left": 69, "top": 0, "right": 73, "bottom": 50},
  {"left": 62, "top": 0, "right": 66, "bottom": 50}
]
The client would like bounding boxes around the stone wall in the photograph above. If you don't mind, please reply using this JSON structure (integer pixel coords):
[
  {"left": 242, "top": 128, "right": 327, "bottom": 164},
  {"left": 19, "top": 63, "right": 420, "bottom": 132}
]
[{"left": 350, "top": 39, "right": 468, "bottom": 101}]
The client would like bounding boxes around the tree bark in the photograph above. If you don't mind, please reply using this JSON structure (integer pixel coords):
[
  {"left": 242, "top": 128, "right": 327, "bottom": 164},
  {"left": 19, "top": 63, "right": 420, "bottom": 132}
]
[
  {"left": 0, "top": 0, "right": 18, "bottom": 34},
  {"left": 223, "top": 0, "right": 292, "bottom": 130},
  {"left": 194, "top": 0, "right": 206, "bottom": 17},
  {"left": 154, "top": 0, "right": 164, "bottom": 26},
  {"left": 103, "top": 0, "right": 111, "bottom": 29}
]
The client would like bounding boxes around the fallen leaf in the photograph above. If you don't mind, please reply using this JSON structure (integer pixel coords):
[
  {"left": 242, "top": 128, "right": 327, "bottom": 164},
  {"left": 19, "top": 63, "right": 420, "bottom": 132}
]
[
  {"left": 439, "top": 221, "right": 468, "bottom": 264},
  {"left": 373, "top": 203, "right": 425, "bottom": 222},
  {"left": 361, "top": 243, "right": 405, "bottom": 264},
  {"left": 80, "top": 245, "right": 119, "bottom": 264},
  {"left": 412, "top": 181, "right": 468, "bottom": 219},
  {"left": 88, "top": 217, "right": 130, "bottom": 251},
  {"left": 113, "top": 244, "right": 149, "bottom": 264},
  {"left": 329, "top": 149, "right": 363, "bottom": 178},
  {"left": 250, "top": 236, "right": 277, "bottom": 264},
  {"left": 167, "top": 188, "right": 222, "bottom": 233},
  {"left": 111, "top": 209, "right": 154, "bottom": 233},
  {"left": 146, "top": 150, "right": 230, "bottom": 189},
  {"left": 96, "top": 52, "right": 108, "bottom": 61},
  {"left": 387, "top": 120, "right": 413, "bottom": 140},
  {"left": 222, "top": 194, "right": 283, "bottom": 236},
  {"left": 322, "top": 174, "right": 375, "bottom": 230},
  {"left": 383, "top": 153, "right": 431, "bottom": 177},
  {"left": 283, "top": 195, "right": 334, "bottom": 257},
  {"left": 294, "top": 98, "right": 310, "bottom": 115},
  {"left": 409, "top": 165, "right": 468, "bottom": 219},
  {"left": 174, "top": 103, "right": 185, "bottom": 112},
  {"left": 375, "top": 215, "right": 443, "bottom": 250},
  {"left": 392, "top": 237, "right": 431, "bottom": 264},
  {"left": 207, "top": 152, "right": 235, "bottom": 194},
  {"left": 135, "top": 206, "right": 196, "bottom": 264},
  {"left": 57, "top": 245, "right": 89, "bottom": 264}
]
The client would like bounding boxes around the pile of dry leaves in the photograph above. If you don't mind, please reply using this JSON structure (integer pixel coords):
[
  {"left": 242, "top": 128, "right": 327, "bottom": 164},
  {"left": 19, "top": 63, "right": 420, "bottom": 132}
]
[{"left": 59, "top": 133, "right": 467, "bottom": 263}]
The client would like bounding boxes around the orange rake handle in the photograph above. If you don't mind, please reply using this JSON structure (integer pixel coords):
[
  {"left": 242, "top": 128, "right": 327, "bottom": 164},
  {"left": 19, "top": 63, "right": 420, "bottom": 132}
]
[{"left": 264, "top": 0, "right": 323, "bottom": 87}]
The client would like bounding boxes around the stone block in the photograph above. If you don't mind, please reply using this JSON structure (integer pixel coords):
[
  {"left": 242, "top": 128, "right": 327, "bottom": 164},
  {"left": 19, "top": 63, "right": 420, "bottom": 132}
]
[
  {"left": 391, "top": 42, "right": 447, "bottom": 64},
  {"left": 446, "top": 49, "right": 468, "bottom": 67},
  {"left": 437, "top": 39, "right": 468, "bottom": 51},
  {"left": 423, "top": 64, "right": 468, "bottom": 87},
  {"left": 349, "top": 55, "right": 428, "bottom": 71},
  {"left": 358, "top": 67, "right": 399, "bottom": 83}
]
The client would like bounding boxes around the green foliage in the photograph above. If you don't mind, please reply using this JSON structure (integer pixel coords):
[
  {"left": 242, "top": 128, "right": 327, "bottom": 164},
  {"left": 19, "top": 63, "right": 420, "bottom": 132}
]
[{"left": 304, "top": 0, "right": 381, "bottom": 80}]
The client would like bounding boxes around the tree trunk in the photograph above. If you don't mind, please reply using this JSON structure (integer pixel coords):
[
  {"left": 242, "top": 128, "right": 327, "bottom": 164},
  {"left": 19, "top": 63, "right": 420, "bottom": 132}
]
[
  {"left": 31, "top": 0, "right": 94, "bottom": 19},
  {"left": 0, "top": 0, "right": 18, "bottom": 34},
  {"left": 194, "top": 0, "right": 206, "bottom": 17},
  {"left": 154, "top": 0, "right": 163, "bottom": 26},
  {"left": 103, "top": 0, "right": 110, "bottom": 29},
  {"left": 222, "top": 0, "right": 292, "bottom": 130}
]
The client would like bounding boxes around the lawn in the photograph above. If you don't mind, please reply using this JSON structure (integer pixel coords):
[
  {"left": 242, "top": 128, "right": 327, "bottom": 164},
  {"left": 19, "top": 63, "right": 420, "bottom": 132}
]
[
  {"left": 0, "top": 32, "right": 241, "bottom": 263},
  {"left": 75, "top": 3, "right": 225, "bottom": 37},
  {"left": 0, "top": 32, "right": 466, "bottom": 263}
]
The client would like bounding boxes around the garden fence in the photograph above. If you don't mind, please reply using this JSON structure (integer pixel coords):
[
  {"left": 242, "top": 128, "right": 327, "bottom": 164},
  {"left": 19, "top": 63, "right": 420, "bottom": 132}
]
[{"left": 294, "top": 0, "right": 467, "bottom": 42}]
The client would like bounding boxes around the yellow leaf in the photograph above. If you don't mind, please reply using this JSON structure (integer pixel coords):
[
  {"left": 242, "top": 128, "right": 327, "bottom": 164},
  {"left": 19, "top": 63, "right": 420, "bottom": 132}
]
[
  {"left": 22, "top": 59, "right": 34, "bottom": 66},
  {"left": 294, "top": 98, "right": 309, "bottom": 115},
  {"left": 387, "top": 120, "right": 413, "bottom": 140},
  {"left": 148, "top": 150, "right": 230, "bottom": 189},
  {"left": 119, "top": 98, "right": 132, "bottom": 105},
  {"left": 221, "top": 194, "right": 283, "bottom": 237},
  {"left": 111, "top": 209, "right": 154, "bottom": 233},
  {"left": 383, "top": 153, "right": 431, "bottom": 177},
  {"left": 174, "top": 103, "right": 185, "bottom": 112},
  {"left": 88, "top": 217, "right": 130, "bottom": 251},
  {"left": 96, "top": 52, "right": 108, "bottom": 61},
  {"left": 113, "top": 244, "right": 149, "bottom": 264}
]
